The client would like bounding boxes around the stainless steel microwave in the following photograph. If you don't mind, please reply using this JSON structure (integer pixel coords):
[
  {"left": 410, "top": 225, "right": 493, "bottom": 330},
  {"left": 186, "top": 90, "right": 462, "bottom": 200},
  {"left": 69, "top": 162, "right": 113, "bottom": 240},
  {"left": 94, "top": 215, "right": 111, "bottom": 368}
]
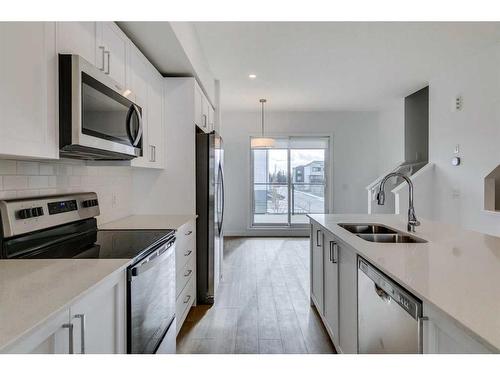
[{"left": 58, "top": 54, "right": 143, "bottom": 160}]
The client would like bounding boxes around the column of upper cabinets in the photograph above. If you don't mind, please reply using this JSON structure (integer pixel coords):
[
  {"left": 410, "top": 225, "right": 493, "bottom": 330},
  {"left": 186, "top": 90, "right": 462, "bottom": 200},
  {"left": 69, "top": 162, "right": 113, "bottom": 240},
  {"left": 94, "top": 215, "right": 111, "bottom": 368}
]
[
  {"left": 194, "top": 82, "right": 215, "bottom": 133},
  {"left": 0, "top": 22, "right": 164, "bottom": 167}
]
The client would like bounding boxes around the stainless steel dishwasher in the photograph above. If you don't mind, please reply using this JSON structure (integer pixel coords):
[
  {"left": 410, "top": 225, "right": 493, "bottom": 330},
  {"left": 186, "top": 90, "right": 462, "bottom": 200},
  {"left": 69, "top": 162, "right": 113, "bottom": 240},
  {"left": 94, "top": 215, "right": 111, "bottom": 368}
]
[{"left": 358, "top": 257, "right": 424, "bottom": 353}]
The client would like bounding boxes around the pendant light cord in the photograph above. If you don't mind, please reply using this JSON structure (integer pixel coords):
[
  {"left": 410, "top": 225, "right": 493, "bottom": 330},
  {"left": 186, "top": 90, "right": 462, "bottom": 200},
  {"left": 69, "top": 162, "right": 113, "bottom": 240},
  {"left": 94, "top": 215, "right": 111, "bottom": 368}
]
[{"left": 260, "top": 98, "right": 267, "bottom": 136}]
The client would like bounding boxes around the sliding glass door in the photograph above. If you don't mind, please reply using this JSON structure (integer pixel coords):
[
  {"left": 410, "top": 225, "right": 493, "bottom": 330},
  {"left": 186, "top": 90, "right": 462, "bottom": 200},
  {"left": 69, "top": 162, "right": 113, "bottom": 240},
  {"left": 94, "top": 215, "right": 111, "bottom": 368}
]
[{"left": 251, "top": 136, "right": 329, "bottom": 227}]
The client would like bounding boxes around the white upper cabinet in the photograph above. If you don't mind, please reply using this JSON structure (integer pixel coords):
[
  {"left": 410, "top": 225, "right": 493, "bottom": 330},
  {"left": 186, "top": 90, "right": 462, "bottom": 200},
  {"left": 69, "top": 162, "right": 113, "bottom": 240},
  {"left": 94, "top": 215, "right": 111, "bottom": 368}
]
[
  {"left": 56, "top": 22, "right": 97, "bottom": 66},
  {"left": 194, "top": 82, "right": 214, "bottom": 133},
  {"left": 96, "top": 22, "right": 128, "bottom": 89},
  {"left": 146, "top": 67, "right": 165, "bottom": 169},
  {"left": 0, "top": 22, "right": 58, "bottom": 160}
]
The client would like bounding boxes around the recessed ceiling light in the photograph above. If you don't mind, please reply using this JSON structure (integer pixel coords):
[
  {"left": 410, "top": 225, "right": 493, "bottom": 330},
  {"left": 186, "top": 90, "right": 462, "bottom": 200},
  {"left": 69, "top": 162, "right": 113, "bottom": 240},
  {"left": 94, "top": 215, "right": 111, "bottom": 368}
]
[{"left": 248, "top": 74, "right": 257, "bottom": 79}]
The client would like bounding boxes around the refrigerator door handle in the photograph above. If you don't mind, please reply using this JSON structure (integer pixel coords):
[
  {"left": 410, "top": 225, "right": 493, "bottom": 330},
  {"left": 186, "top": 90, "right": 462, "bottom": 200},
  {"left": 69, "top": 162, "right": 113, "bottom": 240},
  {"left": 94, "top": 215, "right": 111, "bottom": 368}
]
[{"left": 219, "top": 163, "right": 225, "bottom": 234}]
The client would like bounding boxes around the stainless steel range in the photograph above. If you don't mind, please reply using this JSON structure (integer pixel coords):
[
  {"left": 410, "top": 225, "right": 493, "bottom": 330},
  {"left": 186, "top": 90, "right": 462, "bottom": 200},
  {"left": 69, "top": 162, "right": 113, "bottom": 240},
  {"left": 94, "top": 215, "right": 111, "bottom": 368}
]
[{"left": 0, "top": 193, "right": 176, "bottom": 354}]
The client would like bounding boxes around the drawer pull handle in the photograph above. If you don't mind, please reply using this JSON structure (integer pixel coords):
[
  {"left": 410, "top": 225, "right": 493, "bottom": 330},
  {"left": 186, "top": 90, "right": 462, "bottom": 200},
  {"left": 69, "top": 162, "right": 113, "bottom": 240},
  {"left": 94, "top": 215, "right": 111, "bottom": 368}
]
[
  {"left": 185, "top": 230, "right": 193, "bottom": 236},
  {"left": 183, "top": 295, "right": 191, "bottom": 304},
  {"left": 184, "top": 269, "right": 193, "bottom": 277},
  {"left": 184, "top": 250, "right": 192, "bottom": 257}
]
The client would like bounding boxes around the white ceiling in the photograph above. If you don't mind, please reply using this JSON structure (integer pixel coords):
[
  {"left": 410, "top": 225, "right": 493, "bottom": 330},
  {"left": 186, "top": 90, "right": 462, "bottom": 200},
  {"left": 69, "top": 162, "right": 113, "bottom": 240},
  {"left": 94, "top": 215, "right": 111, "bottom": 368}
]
[{"left": 193, "top": 22, "right": 500, "bottom": 111}]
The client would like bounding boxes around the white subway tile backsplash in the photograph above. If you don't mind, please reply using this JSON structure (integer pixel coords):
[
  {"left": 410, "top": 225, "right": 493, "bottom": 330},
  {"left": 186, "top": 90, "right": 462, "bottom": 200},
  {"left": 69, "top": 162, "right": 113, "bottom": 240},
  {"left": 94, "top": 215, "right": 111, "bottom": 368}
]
[
  {"left": 39, "top": 163, "right": 55, "bottom": 175},
  {"left": 0, "top": 160, "right": 17, "bottom": 175},
  {"left": 17, "top": 161, "right": 39, "bottom": 175},
  {"left": 0, "top": 190, "right": 17, "bottom": 200},
  {"left": 17, "top": 189, "right": 38, "bottom": 198},
  {"left": 0, "top": 159, "right": 134, "bottom": 225},
  {"left": 4, "top": 175, "right": 28, "bottom": 190},
  {"left": 28, "top": 175, "right": 49, "bottom": 189}
]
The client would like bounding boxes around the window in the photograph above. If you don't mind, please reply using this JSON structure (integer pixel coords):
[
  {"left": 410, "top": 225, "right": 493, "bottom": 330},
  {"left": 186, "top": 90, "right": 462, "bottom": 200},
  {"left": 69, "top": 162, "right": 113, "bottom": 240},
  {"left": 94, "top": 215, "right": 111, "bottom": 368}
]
[{"left": 251, "top": 136, "right": 329, "bottom": 227}]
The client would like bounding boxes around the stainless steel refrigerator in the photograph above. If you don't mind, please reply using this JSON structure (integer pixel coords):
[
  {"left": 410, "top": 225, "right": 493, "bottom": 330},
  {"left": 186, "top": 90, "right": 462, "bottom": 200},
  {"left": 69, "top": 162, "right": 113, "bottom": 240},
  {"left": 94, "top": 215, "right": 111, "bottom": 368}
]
[{"left": 195, "top": 128, "right": 224, "bottom": 305}]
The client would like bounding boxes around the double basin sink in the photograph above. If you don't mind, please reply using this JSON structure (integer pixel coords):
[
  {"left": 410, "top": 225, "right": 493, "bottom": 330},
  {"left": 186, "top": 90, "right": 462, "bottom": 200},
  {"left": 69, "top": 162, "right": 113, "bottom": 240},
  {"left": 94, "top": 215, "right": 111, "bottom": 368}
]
[{"left": 338, "top": 224, "right": 427, "bottom": 243}]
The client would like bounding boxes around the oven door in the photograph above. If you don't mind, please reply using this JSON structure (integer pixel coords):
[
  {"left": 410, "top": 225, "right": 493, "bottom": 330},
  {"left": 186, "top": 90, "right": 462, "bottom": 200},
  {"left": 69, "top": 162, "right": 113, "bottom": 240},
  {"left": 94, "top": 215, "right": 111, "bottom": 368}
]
[
  {"left": 127, "top": 240, "right": 176, "bottom": 354},
  {"left": 59, "top": 54, "right": 143, "bottom": 159}
]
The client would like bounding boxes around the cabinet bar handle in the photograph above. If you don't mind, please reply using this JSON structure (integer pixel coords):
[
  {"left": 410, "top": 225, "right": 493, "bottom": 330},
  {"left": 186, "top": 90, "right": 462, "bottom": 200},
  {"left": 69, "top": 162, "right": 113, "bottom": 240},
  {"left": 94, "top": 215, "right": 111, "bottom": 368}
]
[
  {"left": 183, "top": 295, "right": 191, "bottom": 304},
  {"left": 74, "top": 313, "right": 86, "bottom": 354},
  {"left": 184, "top": 269, "right": 193, "bottom": 277},
  {"left": 62, "top": 323, "right": 74, "bottom": 354},
  {"left": 329, "top": 241, "right": 333, "bottom": 262},
  {"left": 330, "top": 241, "right": 338, "bottom": 263},
  {"left": 316, "top": 230, "right": 321, "bottom": 246},
  {"left": 184, "top": 250, "right": 192, "bottom": 257},
  {"left": 99, "top": 46, "right": 105, "bottom": 71},
  {"left": 104, "top": 50, "right": 110, "bottom": 74}
]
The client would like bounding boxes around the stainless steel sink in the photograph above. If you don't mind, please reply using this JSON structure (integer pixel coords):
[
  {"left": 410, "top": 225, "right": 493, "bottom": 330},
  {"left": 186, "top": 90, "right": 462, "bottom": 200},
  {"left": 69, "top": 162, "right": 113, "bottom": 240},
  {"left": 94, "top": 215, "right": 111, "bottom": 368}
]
[
  {"left": 357, "top": 233, "right": 427, "bottom": 243},
  {"left": 338, "top": 223, "right": 398, "bottom": 235},
  {"left": 338, "top": 223, "right": 427, "bottom": 243}
]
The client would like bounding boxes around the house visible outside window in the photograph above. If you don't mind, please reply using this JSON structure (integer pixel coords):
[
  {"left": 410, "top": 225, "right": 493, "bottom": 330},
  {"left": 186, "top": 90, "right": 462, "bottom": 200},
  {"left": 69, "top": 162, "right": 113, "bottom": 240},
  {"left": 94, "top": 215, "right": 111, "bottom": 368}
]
[{"left": 251, "top": 136, "right": 329, "bottom": 227}]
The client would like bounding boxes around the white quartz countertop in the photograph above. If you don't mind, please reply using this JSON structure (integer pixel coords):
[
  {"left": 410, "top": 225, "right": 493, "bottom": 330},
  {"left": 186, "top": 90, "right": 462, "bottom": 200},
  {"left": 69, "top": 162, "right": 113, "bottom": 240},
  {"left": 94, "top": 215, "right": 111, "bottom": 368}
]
[
  {"left": 0, "top": 259, "right": 130, "bottom": 351},
  {"left": 308, "top": 214, "right": 500, "bottom": 352},
  {"left": 99, "top": 215, "right": 196, "bottom": 231}
]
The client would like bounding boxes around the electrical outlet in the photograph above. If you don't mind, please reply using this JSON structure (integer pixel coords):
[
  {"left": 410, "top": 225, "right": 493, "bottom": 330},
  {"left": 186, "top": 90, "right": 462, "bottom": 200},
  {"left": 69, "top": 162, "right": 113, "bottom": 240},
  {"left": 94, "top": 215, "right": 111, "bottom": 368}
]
[{"left": 454, "top": 96, "right": 463, "bottom": 111}]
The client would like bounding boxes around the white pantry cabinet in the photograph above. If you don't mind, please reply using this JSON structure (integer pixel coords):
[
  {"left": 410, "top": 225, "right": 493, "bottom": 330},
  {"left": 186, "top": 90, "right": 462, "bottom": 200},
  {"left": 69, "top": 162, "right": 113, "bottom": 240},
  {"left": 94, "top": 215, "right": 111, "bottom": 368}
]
[
  {"left": 323, "top": 231, "right": 340, "bottom": 346},
  {"left": 0, "top": 22, "right": 58, "bottom": 160},
  {"left": 2, "top": 270, "right": 126, "bottom": 354},
  {"left": 310, "top": 222, "right": 324, "bottom": 313}
]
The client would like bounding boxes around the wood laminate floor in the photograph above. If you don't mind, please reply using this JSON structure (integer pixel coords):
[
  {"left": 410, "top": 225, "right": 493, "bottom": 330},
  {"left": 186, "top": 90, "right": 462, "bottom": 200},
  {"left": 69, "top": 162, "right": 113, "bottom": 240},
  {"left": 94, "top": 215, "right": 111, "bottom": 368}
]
[{"left": 176, "top": 237, "right": 335, "bottom": 354}]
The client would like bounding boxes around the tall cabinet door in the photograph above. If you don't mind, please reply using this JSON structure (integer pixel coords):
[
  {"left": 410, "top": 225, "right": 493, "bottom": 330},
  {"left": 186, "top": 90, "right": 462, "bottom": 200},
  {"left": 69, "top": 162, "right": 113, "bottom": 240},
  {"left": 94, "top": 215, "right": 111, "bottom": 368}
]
[
  {"left": 323, "top": 232, "right": 340, "bottom": 344},
  {"left": 56, "top": 22, "right": 97, "bottom": 65},
  {"left": 310, "top": 222, "right": 324, "bottom": 313},
  {"left": 146, "top": 67, "right": 165, "bottom": 169},
  {"left": 0, "top": 22, "right": 58, "bottom": 159}
]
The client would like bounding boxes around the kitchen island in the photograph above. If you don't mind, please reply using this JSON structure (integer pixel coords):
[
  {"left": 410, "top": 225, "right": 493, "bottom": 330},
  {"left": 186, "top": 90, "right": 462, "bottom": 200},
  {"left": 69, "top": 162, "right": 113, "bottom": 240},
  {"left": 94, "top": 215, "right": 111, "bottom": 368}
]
[{"left": 308, "top": 214, "right": 500, "bottom": 354}]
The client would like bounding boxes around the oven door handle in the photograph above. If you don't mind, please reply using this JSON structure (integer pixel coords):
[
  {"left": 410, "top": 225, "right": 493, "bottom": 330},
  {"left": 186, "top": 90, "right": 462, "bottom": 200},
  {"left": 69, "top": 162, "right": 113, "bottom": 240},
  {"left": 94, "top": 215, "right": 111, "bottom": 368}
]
[{"left": 130, "top": 242, "right": 174, "bottom": 278}]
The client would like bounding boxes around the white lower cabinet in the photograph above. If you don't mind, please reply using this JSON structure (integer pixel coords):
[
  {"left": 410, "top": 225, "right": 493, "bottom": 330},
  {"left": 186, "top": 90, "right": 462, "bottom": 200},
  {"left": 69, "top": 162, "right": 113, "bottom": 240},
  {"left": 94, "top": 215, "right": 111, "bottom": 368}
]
[
  {"left": 310, "top": 223, "right": 324, "bottom": 313},
  {"left": 69, "top": 271, "right": 126, "bottom": 354},
  {"left": 423, "top": 303, "right": 493, "bottom": 354},
  {"left": 3, "top": 270, "right": 126, "bottom": 354},
  {"left": 323, "top": 232, "right": 340, "bottom": 345}
]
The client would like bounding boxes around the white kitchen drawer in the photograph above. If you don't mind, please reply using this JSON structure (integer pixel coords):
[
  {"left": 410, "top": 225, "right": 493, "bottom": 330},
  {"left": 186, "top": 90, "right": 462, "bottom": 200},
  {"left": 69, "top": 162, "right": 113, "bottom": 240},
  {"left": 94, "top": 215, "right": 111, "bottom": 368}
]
[
  {"left": 176, "top": 255, "right": 195, "bottom": 298},
  {"left": 175, "top": 220, "right": 195, "bottom": 254},
  {"left": 176, "top": 236, "right": 195, "bottom": 272},
  {"left": 176, "top": 275, "right": 195, "bottom": 334}
]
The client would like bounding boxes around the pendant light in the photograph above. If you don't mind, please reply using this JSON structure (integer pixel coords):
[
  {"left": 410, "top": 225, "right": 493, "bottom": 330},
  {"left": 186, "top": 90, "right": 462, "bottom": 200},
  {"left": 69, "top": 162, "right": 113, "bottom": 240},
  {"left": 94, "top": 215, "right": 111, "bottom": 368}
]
[{"left": 251, "top": 99, "right": 275, "bottom": 148}]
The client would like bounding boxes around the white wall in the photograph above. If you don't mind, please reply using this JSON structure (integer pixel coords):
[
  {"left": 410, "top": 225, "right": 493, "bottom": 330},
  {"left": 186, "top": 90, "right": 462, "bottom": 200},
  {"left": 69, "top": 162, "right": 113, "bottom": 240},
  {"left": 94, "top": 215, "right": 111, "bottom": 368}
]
[
  {"left": 0, "top": 159, "right": 133, "bottom": 225},
  {"left": 427, "top": 43, "right": 500, "bottom": 236},
  {"left": 221, "top": 110, "right": 380, "bottom": 236},
  {"left": 377, "top": 101, "right": 405, "bottom": 173}
]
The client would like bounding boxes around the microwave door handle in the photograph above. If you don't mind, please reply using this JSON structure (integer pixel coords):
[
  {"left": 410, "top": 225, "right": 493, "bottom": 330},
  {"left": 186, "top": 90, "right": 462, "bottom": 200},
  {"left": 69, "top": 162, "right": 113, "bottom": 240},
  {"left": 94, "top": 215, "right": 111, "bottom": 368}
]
[
  {"left": 126, "top": 104, "right": 143, "bottom": 147},
  {"left": 131, "top": 104, "right": 143, "bottom": 147}
]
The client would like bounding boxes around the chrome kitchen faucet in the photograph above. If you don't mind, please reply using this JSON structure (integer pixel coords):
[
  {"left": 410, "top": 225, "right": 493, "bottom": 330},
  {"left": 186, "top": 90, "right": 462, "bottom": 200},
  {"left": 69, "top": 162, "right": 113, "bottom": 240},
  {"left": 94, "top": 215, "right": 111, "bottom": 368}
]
[{"left": 377, "top": 172, "right": 420, "bottom": 232}]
